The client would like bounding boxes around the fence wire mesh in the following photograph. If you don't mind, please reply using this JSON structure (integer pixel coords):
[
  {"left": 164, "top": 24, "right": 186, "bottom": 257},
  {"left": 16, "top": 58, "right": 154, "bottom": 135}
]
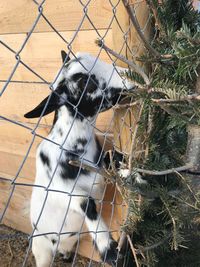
[{"left": 0, "top": 0, "right": 151, "bottom": 266}]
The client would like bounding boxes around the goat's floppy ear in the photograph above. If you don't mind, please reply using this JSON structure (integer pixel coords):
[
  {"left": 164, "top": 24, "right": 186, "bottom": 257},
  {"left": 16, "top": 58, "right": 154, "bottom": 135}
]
[
  {"left": 24, "top": 93, "right": 60, "bottom": 118},
  {"left": 61, "top": 50, "right": 70, "bottom": 63}
]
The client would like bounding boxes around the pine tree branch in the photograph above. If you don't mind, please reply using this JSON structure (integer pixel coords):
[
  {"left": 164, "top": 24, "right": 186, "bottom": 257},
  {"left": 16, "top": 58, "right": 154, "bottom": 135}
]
[
  {"left": 118, "top": 231, "right": 127, "bottom": 251},
  {"left": 122, "top": 0, "right": 161, "bottom": 58},
  {"left": 114, "top": 100, "right": 139, "bottom": 110},
  {"left": 161, "top": 197, "right": 178, "bottom": 250},
  {"left": 153, "top": 102, "right": 190, "bottom": 121},
  {"left": 171, "top": 195, "right": 200, "bottom": 212},
  {"left": 95, "top": 39, "right": 151, "bottom": 85},
  {"left": 136, "top": 234, "right": 172, "bottom": 254},
  {"left": 175, "top": 171, "right": 200, "bottom": 206},
  {"left": 129, "top": 101, "right": 145, "bottom": 170}
]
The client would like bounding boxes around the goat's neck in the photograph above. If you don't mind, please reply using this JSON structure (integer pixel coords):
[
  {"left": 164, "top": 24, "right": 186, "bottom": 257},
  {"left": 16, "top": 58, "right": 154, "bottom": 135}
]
[{"left": 51, "top": 106, "right": 96, "bottom": 148}]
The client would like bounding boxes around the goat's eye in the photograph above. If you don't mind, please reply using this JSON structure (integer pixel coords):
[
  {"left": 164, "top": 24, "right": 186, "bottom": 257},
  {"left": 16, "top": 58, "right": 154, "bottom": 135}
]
[
  {"left": 71, "top": 73, "right": 98, "bottom": 93},
  {"left": 80, "top": 76, "right": 97, "bottom": 93},
  {"left": 81, "top": 77, "right": 88, "bottom": 87},
  {"left": 86, "top": 75, "right": 99, "bottom": 93}
]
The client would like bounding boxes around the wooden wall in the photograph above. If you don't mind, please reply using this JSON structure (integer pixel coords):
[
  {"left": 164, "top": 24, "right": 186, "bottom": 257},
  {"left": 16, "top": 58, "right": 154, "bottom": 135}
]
[
  {"left": 0, "top": 0, "right": 127, "bottom": 262},
  {"left": 0, "top": 0, "right": 114, "bottom": 193}
]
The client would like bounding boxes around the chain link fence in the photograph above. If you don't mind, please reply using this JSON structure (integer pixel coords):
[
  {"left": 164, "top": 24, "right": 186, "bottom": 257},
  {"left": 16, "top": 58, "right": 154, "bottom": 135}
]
[{"left": 0, "top": 0, "right": 151, "bottom": 266}]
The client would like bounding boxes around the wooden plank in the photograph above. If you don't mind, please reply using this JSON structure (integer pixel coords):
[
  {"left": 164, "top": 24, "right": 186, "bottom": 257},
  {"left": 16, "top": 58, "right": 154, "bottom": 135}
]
[
  {"left": 0, "top": 150, "right": 35, "bottom": 180},
  {"left": 0, "top": 122, "right": 121, "bottom": 262},
  {"left": 0, "top": 30, "right": 112, "bottom": 82},
  {"left": 0, "top": 0, "right": 112, "bottom": 34},
  {"left": 0, "top": 120, "right": 113, "bottom": 156},
  {"left": 112, "top": 0, "right": 151, "bottom": 66},
  {"left": 0, "top": 119, "right": 113, "bottom": 177},
  {"left": 0, "top": 174, "right": 32, "bottom": 233},
  {"left": 0, "top": 178, "right": 124, "bottom": 262},
  {"left": 111, "top": 1, "right": 152, "bottom": 256},
  {"left": 112, "top": 0, "right": 151, "bottom": 153}
]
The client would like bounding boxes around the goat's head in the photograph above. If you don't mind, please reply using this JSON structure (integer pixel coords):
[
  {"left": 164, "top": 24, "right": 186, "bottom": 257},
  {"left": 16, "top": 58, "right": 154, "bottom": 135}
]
[{"left": 24, "top": 51, "right": 135, "bottom": 120}]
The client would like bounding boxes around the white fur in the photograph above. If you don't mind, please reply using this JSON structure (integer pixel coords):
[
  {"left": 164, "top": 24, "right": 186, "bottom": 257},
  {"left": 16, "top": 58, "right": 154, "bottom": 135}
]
[{"left": 30, "top": 53, "right": 134, "bottom": 267}]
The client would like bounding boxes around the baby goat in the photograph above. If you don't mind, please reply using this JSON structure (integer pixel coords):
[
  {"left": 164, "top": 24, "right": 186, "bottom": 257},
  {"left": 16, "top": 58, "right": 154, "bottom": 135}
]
[{"left": 24, "top": 51, "right": 134, "bottom": 267}]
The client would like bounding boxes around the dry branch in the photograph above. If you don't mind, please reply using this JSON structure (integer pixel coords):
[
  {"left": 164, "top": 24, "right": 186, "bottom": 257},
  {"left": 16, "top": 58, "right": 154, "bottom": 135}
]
[
  {"left": 128, "top": 101, "right": 145, "bottom": 170},
  {"left": 134, "top": 163, "right": 193, "bottom": 176},
  {"left": 68, "top": 160, "right": 115, "bottom": 183},
  {"left": 127, "top": 234, "right": 140, "bottom": 267},
  {"left": 122, "top": 0, "right": 160, "bottom": 58},
  {"left": 95, "top": 39, "right": 150, "bottom": 85}
]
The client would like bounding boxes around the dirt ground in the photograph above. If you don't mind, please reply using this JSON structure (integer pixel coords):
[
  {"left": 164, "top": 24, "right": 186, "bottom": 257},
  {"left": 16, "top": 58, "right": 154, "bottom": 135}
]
[{"left": 0, "top": 225, "right": 100, "bottom": 267}]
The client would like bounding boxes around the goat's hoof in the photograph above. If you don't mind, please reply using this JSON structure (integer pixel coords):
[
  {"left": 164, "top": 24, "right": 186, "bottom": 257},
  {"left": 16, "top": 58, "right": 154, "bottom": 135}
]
[{"left": 101, "top": 241, "right": 122, "bottom": 266}]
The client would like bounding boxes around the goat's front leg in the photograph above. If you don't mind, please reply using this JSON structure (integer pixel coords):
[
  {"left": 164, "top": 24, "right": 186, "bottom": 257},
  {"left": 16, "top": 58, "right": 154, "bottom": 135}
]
[
  {"left": 70, "top": 193, "right": 119, "bottom": 265},
  {"left": 32, "top": 234, "right": 53, "bottom": 267}
]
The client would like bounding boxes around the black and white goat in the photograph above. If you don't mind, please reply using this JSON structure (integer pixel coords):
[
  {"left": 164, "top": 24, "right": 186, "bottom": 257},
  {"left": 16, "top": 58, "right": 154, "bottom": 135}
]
[{"left": 24, "top": 51, "right": 134, "bottom": 267}]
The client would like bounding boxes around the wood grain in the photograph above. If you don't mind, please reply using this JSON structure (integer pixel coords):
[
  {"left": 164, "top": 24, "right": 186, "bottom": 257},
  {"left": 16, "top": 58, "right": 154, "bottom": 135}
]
[
  {"left": 111, "top": 1, "right": 152, "bottom": 254},
  {"left": 112, "top": 0, "right": 151, "bottom": 154},
  {"left": 0, "top": 30, "right": 112, "bottom": 82},
  {"left": 0, "top": 82, "right": 114, "bottom": 135},
  {"left": 0, "top": 0, "right": 112, "bottom": 34},
  {"left": 0, "top": 0, "right": 128, "bottom": 262},
  {"left": 0, "top": 175, "right": 123, "bottom": 262}
]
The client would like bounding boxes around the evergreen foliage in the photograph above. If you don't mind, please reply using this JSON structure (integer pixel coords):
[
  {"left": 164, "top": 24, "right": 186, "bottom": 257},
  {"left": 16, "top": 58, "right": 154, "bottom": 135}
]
[{"left": 121, "top": 1, "right": 200, "bottom": 266}]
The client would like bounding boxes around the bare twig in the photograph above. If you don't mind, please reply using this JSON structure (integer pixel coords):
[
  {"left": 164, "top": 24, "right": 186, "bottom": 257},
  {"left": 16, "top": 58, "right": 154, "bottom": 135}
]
[
  {"left": 134, "top": 163, "right": 193, "bottom": 176},
  {"left": 95, "top": 39, "right": 150, "bottom": 85},
  {"left": 8, "top": 241, "right": 14, "bottom": 267},
  {"left": 128, "top": 101, "right": 145, "bottom": 170},
  {"left": 171, "top": 194, "right": 200, "bottom": 212},
  {"left": 68, "top": 160, "right": 115, "bottom": 182},
  {"left": 127, "top": 234, "right": 140, "bottom": 267},
  {"left": 118, "top": 231, "right": 127, "bottom": 251},
  {"left": 145, "top": 106, "right": 154, "bottom": 159},
  {"left": 122, "top": 0, "right": 161, "bottom": 58},
  {"left": 114, "top": 100, "right": 139, "bottom": 110},
  {"left": 145, "top": 0, "right": 162, "bottom": 30}
]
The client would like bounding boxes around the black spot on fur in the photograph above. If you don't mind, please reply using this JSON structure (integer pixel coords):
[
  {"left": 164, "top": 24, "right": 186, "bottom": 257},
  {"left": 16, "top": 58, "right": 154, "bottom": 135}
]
[
  {"left": 80, "top": 197, "right": 97, "bottom": 220},
  {"left": 60, "top": 153, "right": 89, "bottom": 180},
  {"left": 55, "top": 80, "right": 102, "bottom": 119},
  {"left": 61, "top": 252, "right": 75, "bottom": 263},
  {"left": 51, "top": 239, "right": 57, "bottom": 245},
  {"left": 58, "top": 128, "right": 63, "bottom": 136},
  {"left": 73, "top": 138, "right": 87, "bottom": 154},
  {"left": 71, "top": 73, "right": 99, "bottom": 93},
  {"left": 52, "top": 110, "right": 59, "bottom": 126},
  {"left": 104, "top": 149, "right": 125, "bottom": 171},
  {"left": 77, "top": 138, "right": 87, "bottom": 146},
  {"left": 69, "top": 232, "right": 77, "bottom": 237},
  {"left": 93, "top": 137, "right": 103, "bottom": 167},
  {"left": 40, "top": 151, "right": 50, "bottom": 168},
  {"left": 68, "top": 94, "right": 103, "bottom": 118},
  {"left": 46, "top": 170, "right": 51, "bottom": 179}
]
